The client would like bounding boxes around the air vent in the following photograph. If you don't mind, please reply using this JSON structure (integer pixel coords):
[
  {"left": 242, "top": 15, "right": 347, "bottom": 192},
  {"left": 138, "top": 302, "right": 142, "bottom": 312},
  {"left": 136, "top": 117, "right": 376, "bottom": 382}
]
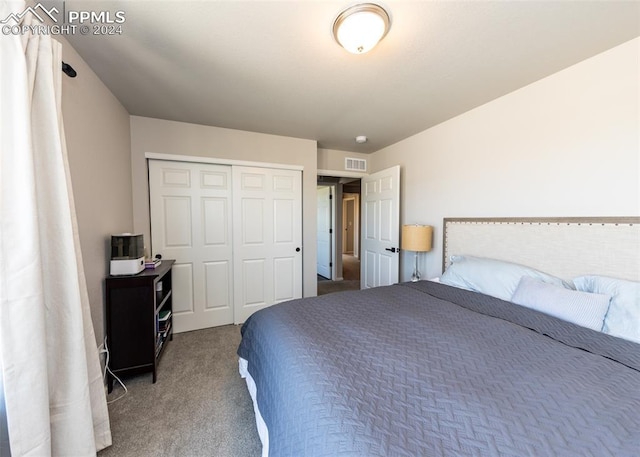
[{"left": 345, "top": 158, "right": 367, "bottom": 172}]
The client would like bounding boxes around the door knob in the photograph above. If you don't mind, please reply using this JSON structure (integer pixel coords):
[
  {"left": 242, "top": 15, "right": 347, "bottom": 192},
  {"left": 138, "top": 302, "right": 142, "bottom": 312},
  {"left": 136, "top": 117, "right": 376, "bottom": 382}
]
[
  {"left": 296, "top": 247, "right": 301, "bottom": 252},
  {"left": 384, "top": 247, "right": 397, "bottom": 253}
]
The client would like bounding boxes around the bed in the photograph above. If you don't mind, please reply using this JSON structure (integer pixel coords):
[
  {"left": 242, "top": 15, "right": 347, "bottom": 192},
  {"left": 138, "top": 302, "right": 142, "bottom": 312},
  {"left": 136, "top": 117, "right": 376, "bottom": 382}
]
[{"left": 238, "top": 217, "right": 640, "bottom": 457}]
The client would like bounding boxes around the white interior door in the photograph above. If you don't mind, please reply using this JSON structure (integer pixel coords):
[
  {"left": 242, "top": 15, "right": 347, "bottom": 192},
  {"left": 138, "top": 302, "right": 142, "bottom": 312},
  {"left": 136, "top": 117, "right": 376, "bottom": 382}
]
[
  {"left": 317, "top": 186, "right": 332, "bottom": 279},
  {"left": 233, "top": 166, "right": 302, "bottom": 323},
  {"left": 149, "top": 160, "right": 233, "bottom": 333},
  {"left": 344, "top": 198, "right": 355, "bottom": 254},
  {"left": 361, "top": 165, "right": 400, "bottom": 289}
]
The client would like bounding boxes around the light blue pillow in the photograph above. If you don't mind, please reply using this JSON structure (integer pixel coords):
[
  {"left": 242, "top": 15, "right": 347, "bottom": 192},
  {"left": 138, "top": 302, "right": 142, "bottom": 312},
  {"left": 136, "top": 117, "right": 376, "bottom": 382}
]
[
  {"left": 440, "top": 255, "right": 572, "bottom": 301},
  {"left": 573, "top": 275, "right": 640, "bottom": 344},
  {"left": 511, "top": 276, "right": 610, "bottom": 331}
]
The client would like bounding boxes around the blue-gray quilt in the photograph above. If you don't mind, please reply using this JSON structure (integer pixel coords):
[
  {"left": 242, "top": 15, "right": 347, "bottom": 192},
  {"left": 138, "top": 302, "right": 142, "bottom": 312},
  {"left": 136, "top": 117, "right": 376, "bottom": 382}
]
[{"left": 237, "top": 281, "right": 640, "bottom": 457}]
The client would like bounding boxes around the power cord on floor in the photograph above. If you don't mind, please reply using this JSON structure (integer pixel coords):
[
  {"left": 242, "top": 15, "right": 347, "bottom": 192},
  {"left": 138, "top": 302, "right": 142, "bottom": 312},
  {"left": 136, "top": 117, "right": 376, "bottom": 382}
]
[{"left": 99, "top": 336, "right": 128, "bottom": 404}]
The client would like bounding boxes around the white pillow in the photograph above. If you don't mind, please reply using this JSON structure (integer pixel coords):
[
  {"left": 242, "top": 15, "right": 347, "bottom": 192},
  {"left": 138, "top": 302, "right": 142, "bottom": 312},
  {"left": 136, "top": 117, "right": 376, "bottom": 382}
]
[
  {"left": 511, "top": 276, "right": 610, "bottom": 331},
  {"left": 440, "top": 255, "right": 572, "bottom": 301},
  {"left": 573, "top": 275, "right": 640, "bottom": 344}
]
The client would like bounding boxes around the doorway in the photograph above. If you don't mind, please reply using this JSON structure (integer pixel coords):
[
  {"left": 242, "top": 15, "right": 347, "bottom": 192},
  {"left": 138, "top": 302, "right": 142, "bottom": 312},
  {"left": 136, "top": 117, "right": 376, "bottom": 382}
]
[
  {"left": 342, "top": 193, "right": 359, "bottom": 257},
  {"left": 316, "top": 176, "right": 361, "bottom": 295}
]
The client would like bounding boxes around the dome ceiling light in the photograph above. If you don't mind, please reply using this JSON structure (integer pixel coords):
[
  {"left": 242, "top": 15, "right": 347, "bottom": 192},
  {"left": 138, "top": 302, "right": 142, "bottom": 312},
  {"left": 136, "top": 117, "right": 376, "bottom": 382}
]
[{"left": 332, "top": 3, "right": 391, "bottom": 54}]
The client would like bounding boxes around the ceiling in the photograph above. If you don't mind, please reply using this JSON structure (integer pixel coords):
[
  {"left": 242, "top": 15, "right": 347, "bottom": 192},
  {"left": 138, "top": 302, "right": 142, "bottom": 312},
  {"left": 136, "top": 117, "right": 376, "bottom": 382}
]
[{"left": 63, "top": 1, "right": 640, "bottom": 153}]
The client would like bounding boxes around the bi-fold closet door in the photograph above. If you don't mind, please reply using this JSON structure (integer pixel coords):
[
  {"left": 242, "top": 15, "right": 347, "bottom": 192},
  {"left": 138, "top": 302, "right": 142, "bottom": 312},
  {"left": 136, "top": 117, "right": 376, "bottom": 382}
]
[{"left": 148, "top": 159, "right": 302, "bottom": 333}]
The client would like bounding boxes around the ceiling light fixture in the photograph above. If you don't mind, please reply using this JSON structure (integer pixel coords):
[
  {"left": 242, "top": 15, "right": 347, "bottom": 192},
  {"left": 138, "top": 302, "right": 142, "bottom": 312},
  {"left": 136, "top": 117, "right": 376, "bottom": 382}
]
[
  {"left": 333, "top": 3, "right": 391, "bottom": 54},
  {"left": 355, "top": 135, "right": 368, "bottom": 144}
]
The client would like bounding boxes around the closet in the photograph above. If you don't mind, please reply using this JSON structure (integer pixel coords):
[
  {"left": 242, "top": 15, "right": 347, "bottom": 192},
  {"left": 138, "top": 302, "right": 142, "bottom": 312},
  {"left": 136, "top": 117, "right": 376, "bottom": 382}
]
[{"left": 148, "top": 159, "right": 302, "bottom": 332}]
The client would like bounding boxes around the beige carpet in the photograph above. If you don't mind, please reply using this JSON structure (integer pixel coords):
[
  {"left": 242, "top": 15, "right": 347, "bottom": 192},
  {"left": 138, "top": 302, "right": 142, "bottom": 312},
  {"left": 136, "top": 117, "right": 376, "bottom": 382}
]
[{"left": 99, "top": 325, "right": 261, "bottom": 457}]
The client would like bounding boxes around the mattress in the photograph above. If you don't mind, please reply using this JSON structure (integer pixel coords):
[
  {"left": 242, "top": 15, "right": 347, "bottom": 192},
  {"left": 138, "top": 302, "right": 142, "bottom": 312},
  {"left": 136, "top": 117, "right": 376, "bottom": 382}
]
[{"left": 237, "top": 281, "right": 640, "bottom": 457}]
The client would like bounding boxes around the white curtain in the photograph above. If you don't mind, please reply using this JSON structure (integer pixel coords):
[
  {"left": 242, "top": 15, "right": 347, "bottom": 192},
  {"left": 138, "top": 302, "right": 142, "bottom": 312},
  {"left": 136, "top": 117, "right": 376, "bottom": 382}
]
[{"left": 0, "top": 1, "right": 112, "bottom": 455}]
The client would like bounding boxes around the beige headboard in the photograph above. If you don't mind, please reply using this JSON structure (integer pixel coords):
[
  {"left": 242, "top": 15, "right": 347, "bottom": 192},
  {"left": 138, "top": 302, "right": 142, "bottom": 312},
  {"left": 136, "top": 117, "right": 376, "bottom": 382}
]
[{"left": 443, "top": 217, "right": 640, "bottom": 282}]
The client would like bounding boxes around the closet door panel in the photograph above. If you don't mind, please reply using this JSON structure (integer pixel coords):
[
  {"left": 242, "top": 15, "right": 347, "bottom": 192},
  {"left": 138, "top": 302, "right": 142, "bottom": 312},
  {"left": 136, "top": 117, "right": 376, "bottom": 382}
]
[
  {"left": 233, "top": 166, "right": 302, "bottom": 323},
  {"left": 149, "top": 160, "right": 233, "bottom": 332}
]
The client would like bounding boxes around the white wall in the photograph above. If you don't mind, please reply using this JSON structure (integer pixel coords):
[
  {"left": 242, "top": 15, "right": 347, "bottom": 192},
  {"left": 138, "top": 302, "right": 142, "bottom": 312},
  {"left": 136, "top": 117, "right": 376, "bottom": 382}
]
[
  {"left": 129, "top": 116, "right": 318, "bottom": 296},
  {"left": 60, "top": 37, "right": 133, "bottom": 345},
  {"left": 371, "top": 38, "right": 640, "bottom": 281}
]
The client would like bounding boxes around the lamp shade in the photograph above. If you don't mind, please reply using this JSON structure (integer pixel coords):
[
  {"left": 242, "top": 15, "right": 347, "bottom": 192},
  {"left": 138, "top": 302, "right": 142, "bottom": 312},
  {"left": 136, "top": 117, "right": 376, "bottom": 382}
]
[{"left": 401, "top": 225, "right": 433, "bottom": 252}]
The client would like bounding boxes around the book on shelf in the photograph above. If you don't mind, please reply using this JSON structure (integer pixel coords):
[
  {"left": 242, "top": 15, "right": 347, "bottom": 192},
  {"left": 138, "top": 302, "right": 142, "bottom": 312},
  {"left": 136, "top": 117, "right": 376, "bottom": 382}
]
[
  {"left": 160, "top": 322, "right": 171, "bottom": 338},
  {"left": 157, "top": 310, "right": 171, "bottom": 333},
  {"left": 159, "top": 319, "right": 170, "bottom": 332}
]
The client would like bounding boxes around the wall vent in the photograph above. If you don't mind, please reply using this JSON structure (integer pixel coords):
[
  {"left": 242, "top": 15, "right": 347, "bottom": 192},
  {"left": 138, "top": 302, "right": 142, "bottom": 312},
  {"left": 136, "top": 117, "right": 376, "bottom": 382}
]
[{"left": 345, "top": 158, "right": 367, "bottom": 172}]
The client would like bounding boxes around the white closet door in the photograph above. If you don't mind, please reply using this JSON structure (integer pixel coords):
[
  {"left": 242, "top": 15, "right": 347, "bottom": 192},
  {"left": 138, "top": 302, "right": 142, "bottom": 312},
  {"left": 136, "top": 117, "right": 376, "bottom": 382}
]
[
  {"left": 233, "top": 166, "right": 302, "bottom": 323},
  {"left": 149, "top": 160, "right": 234, "bottom": 332}
]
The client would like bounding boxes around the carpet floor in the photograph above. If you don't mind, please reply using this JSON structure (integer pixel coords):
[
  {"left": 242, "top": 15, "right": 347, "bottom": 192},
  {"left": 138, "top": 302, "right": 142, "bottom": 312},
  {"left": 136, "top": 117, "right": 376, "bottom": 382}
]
[
  {"left": 99, "top": 325, "right": 261, "bottom": 457},
  {"left": 317, "top": 254, "right": 361, "bottom": 296}
]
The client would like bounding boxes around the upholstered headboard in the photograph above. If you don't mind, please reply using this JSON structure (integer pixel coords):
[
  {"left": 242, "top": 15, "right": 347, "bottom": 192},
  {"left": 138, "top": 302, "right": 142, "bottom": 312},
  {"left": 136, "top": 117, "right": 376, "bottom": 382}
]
[{"left": 443, "top": 217, "right": 640, "bottom": 282}]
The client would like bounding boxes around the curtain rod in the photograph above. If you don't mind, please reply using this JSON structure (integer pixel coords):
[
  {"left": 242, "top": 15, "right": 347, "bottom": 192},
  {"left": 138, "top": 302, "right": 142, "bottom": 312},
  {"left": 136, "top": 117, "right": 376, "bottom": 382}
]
[{"left": 62, "top": 61, "right": 77, "bottom": 78}]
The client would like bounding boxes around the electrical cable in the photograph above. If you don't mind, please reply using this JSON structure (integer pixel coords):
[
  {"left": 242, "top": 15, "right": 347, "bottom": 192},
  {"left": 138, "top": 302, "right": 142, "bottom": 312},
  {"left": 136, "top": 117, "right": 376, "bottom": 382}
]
[{"left": 101, "top": 336, "right": 128, "bottom": 404}]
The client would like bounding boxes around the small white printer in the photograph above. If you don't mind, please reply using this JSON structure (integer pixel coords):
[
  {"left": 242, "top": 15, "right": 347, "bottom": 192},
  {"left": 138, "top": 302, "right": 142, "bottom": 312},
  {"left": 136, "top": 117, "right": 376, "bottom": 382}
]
[{"left": 110, "top": 234, "right": 145, "bottom": 275}]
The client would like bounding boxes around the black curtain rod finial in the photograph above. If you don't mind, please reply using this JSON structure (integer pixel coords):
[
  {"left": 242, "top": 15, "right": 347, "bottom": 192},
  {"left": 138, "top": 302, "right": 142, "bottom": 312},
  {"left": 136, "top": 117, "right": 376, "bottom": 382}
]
[{"left": 62, "top": 61, "right": 77, "bottom": 78}]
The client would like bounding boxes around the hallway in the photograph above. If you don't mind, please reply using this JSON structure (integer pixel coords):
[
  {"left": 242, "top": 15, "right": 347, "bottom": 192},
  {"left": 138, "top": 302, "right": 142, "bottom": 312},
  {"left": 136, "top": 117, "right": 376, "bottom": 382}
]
[{"left": 317, "top": 254, "right": 360, "bottom": 295}]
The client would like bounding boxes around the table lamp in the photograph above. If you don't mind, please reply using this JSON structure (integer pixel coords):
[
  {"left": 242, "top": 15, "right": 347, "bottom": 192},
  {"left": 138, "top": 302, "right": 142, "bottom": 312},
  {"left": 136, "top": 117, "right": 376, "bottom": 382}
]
[{"left": 401, "top": 224, "right": 433, "bottom": 282}]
